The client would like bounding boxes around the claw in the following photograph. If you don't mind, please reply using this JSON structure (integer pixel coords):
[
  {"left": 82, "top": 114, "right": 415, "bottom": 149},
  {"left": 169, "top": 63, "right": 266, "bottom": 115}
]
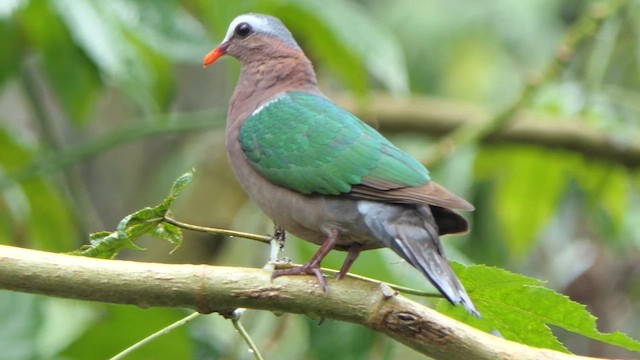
[{"left": 272, "top": 264, "right": 327, "bottom": 291}]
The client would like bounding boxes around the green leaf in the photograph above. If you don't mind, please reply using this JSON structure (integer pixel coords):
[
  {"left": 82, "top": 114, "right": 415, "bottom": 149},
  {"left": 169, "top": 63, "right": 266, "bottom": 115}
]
[
  {"left": 71, "top": 230, "right": 140, "bottom": 259},
  {"left": 195, "top": 1, "right": 407, "bottom": 95},
  {"left": 49, "top": 0, "right": 177, "bottom": 113},
  {"left": 152, "top": 222, "right": 182, "bottom": 253},
  {"left": 20, "top": 0, "right": 101, "bottom": 124},
  {"left": 0, "top": 126, "right": 78, "bottom": 251},
  {"left": 22, "top": 180, "right": 79, "bottom": 251},
  {"left": 0, "top": 292, "right": 42, "bottom": 360},
  {"left": 0, "top": 19, "right": 20, "bottom": 88},
  {"left": 438, "top": 263, "right": 640, "bottom": 354},
  {"left": 61, "top": 306, "right": 192, "bottom": 359},
  {"left": 163, "top": 170, "right": 194, "bottom": 208},
  {"left": 71, "top": 171, "right": 193, "bottom": 258},
  {"left": 573, "top": 160, "right": 629, "bottom": 239},
  {"left": 306, "top": 318, "right": 376, "bottom": 360},
  {"left": 474, "top": 147, "right": 566, "bottom": 255},
  {"left": 256, "top": 0, "right": 407, "bottom": 95},
  {"left": 263, "top": 4, "right": 368, "bottom": 96},
  {"left": 282, "top": 0, "right": 408, "bottom": 94},
  {"left": 594, "top": 166, "right": 628, "bottom": 231},
  {"left": 36, "top": 298, "right": 100, "bottom": 357},
  {"left": 113, "top": 0, "right": 209, "bottom": 64},
  {"left": 116, "top": 207, "right": 162, "bottom": 240},
  {"left": 1, "top": 113, "right": 220, "bottom": 188}
]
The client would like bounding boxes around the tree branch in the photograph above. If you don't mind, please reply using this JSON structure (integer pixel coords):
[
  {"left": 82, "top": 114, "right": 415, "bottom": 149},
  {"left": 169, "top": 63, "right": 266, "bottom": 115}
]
[
  {"left": 337, "top": 94, "right": 640, "bottom": 168},
  {"left": 2, "top": 91, "right": 637, "bottom": 193},
  {"left": 0, "top": 245, "right": 602, "bottom": 360}
]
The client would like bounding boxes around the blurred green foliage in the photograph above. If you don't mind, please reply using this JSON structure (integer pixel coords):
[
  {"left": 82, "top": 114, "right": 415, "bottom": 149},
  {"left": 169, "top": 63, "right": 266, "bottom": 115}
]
[{"left": 1, "top": 0, "right": 639, "bottom": 358}]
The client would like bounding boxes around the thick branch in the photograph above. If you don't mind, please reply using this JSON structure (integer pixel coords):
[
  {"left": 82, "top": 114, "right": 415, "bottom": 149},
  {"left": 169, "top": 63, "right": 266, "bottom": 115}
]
[
  {"left": 337, "top": 94, "right": 640, "bottom": 168},
  {"left": 0, "top": 245, "right": 601, "bottom": 360}
]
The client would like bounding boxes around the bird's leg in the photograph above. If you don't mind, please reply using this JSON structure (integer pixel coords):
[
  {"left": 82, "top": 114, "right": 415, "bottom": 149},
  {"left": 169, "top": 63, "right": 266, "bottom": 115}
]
[
  {"left": 336, "top": 243, "right": 363, "bottom": 280},
  {"left": 272, "top": 228, "right": 339, "bottom": 291},
  {"left": 266, "top": 224, "right": 289, "bottom": 269},
  {"left": 273, "top": 223, "right": 286, "bottom": 249},
  {"left": 269, "top": 224, "right": 286, "bottom": 263}
]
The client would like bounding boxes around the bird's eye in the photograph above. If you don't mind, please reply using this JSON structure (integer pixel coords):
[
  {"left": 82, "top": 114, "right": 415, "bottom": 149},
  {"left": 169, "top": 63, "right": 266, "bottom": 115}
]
[{"left": 235, "top": 22, "right": 252, "bottom": 38}]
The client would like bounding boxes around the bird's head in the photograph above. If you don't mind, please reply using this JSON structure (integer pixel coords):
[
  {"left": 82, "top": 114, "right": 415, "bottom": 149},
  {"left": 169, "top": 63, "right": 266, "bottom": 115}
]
[{"left": 203, "top": 13, "right": 301, "bottom": 67}]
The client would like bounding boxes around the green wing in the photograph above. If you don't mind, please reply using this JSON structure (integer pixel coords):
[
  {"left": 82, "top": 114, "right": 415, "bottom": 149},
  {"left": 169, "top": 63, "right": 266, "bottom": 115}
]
[{"left": 239, "top": 91, "right": 430, "bottom": 195}]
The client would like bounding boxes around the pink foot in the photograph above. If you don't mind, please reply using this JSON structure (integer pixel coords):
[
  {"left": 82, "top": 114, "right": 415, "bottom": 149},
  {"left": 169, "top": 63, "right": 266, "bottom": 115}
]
[
  {"left": 272, "top": 263, "right": 327, "bottom": 290},
  {"left": 271, "top": 228, "right": 340, "bottom": 291}
]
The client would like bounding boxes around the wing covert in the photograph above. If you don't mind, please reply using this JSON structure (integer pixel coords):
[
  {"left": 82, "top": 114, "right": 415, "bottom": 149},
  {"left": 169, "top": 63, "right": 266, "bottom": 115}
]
[{"left": 239, "top": 91, "right": 430, "bottom": 196}]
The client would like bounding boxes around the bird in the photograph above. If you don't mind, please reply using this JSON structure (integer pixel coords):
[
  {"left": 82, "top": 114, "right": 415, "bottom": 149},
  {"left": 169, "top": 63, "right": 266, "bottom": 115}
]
[{"left": 203, "top": 13, "right": 479, "bottom": 317}]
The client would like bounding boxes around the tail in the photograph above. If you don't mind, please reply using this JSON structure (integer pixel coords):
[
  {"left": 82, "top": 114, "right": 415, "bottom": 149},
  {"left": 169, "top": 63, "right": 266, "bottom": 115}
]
[
  {"left": 358, "top": 201, "right": 480, "bottom": 317},
  {"left": 390, "top": 221, "right": 480, "bottom": 317}
]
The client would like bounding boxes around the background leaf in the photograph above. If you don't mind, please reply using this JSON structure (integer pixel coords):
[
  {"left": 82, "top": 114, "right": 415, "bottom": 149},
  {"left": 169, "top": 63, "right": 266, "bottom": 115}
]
[
  {"left": 474, "top": 147, "right": 567, "bottom": 256},
  {"left": 276, "top": 0, "right": 409, "bottom": 95}
]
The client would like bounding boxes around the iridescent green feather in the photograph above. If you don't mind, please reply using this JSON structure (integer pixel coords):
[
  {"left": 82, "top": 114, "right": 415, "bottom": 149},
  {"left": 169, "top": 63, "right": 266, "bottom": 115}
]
[{"left": 239, "top": 91, "right": 430, "bottom": 195}]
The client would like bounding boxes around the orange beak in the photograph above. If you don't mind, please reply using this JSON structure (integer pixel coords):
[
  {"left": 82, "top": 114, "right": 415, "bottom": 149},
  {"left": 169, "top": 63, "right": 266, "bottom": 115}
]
[{"left": 203, "top": 42, "right": 230, "bottom": 67}]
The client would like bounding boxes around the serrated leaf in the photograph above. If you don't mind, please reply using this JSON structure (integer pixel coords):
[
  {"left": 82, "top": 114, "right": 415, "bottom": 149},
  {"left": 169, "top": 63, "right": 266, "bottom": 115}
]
[
  {"left": 437, "top": 263, "right": 640, "bottom": 354},
  {"left": 72, "top": 171, "right": 192, "bottom": 258}
]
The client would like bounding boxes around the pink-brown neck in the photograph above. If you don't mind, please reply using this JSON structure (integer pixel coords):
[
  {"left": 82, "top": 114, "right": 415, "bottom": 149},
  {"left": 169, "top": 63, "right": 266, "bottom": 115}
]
[{"left": 227, "top": 38, "right": 320, "bottom": 127}]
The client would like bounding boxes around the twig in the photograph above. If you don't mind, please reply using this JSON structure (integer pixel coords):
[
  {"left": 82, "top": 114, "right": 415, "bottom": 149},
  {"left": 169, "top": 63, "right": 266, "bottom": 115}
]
[
  {"left": 3, "top": 90, "right": 638, "bottom": 193},
  {"left": 334, "top": 92, "right": 640, "bottom": 168},
  {"left": 19, "top": 62, "right": 103, "bottom": 232},
  {"left": 163, "top": 217, "right": 444, "bottom": 298},
  {"left": 421, "top": 0, "right": 628, "bottom": 166},
  {"left": 324, "top": 268, "right": 442, "bottom": 298},
  {"left": 0, "top": 113, "right": 223, "bottom": 190},
  {"left": 230, "top": 309, "right": 265, "bottom": 360},
  {"left": 110, "top": 312, "right": 202, "bottom": 360},
  {"left": 163, "top": 216, "right": 271, "bottom": 244}
]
